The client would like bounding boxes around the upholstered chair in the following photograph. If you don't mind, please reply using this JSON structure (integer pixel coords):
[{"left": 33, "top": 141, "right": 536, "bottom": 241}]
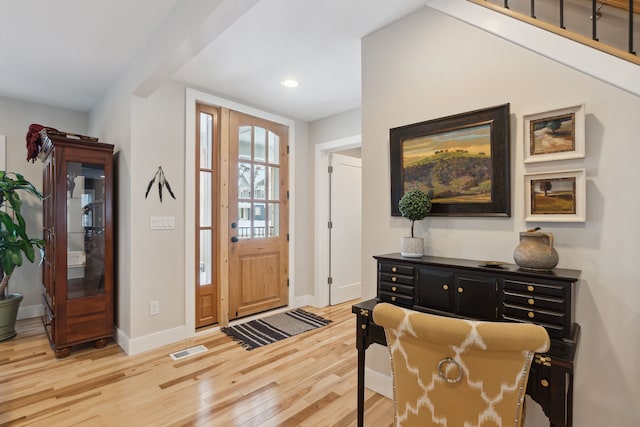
[{"left": 372, "top": 302, "right": 550, "bottom": 427}]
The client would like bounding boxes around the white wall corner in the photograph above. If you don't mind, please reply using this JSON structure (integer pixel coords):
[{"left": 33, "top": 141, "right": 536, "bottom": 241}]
[
  {"left": 117, "top": 325, "right": 186, "bottom": 356},
  {"left": 114, "top": 327, "right": 131, "bottom": 354},
  {"left": 365, "top": 366, "right": 393, "bottom": 399},
  {"left": 17, "top": 304, "right": 44, "bottom": 320},
  {"left": 292, "top": 294, "right": 315, "bottom": 308}
]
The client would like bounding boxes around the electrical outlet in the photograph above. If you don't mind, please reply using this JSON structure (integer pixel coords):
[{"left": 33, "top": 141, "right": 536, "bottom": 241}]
[{"left": 150, "top": 301, "right": 160, "bottom": 316}]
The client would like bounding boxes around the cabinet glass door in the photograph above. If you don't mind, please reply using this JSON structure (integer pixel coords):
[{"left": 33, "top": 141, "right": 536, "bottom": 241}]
[{"left": 66, "top": 161, "right": 106, "bottom": 299}]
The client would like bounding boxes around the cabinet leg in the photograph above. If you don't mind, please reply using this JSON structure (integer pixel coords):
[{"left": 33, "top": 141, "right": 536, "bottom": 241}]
[
  {"left": 54, "top": 347, "right": 71, "bottom": 358},
  {"left": 94, "top": 338, "right": 110, "bottom": 348},
  {"left": 357, "top": 346, "right": 365, "bottom": 427}
]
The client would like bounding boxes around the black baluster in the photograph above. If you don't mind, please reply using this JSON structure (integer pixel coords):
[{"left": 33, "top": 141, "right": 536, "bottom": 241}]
[
  {"left": 592, "top": 0, "right": 598, "bottom": 41},
  {"left": 531, "top": 0, "right": 536, "bottom": 18},
  {"left": 629, "top": 0, "right": 636, "bottom": 54},
  {"left": 560, "top": 0, "right": 565, "bottom": 29}
]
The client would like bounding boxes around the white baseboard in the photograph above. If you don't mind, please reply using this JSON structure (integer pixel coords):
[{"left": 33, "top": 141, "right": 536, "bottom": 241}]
[
  {"left": 365, "top": 367, "right": 393, "bottom": 399},
  {"left": 116, "top": 325, "right": 186, "bottom": 356},
  {"left": 26, "top": 295, "right": 318, "bottom": 356},
  {"left": 292, "top": 294, "right": 315, "bottom": 308},
  {"left": 17, "top": 304, "right": 44, "bottom": 320}
]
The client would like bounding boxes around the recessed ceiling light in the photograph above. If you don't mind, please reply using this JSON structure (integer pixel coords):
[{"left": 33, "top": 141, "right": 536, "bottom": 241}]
[{"left": 281, "top": 79, "right": 299, "bottom": 88}]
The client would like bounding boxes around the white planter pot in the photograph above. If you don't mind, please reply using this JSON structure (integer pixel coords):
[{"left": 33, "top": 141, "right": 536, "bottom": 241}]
[{"left": 400, "top": 237, "right": 424, "bottom": 258}]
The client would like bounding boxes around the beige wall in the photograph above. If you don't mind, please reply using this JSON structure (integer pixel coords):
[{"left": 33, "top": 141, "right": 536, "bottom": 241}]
[
  {"left": 117, "top": 81, "right": 314, "bottom": 350},
  {"left": 0, "top": 96, "right": 88, "bottom": 318},
  {"left": 362, "top": 6, "right": 640, "bottom": 426},
  {"left": 309, "top": 107, "right": 361, "bottom": 145}
]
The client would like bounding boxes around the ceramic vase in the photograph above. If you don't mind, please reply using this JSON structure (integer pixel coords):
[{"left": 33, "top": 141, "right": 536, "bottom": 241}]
[
  {"left": 0, "top": 293, "right": 23, "bottom": 341},
  {"left": 513, "top": 231, "right": 559, "bottom": 271},
  {"left": 401, "top": 237, "right": 424, "bottom": 258}
]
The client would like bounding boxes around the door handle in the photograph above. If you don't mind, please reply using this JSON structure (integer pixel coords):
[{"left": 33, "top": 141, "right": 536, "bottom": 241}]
[
  {"left": 231, "top": 236, "right": 239, "bottom": 243},
  {"left": 231, "top": 222, "right": 238, "bottom": 229}
]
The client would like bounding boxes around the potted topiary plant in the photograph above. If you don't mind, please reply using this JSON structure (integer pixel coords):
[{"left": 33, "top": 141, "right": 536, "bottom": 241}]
[
  {"left": 398, "top": 189, "right": 432, "bottom": 257},
  {"left": 0, "top": 171, "right": 44, "bottom": 341}
]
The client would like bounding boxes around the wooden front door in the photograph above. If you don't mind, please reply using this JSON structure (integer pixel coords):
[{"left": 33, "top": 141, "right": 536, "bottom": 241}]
[{"left": 228, "top": 111, "right": 289, "bottom": 319}]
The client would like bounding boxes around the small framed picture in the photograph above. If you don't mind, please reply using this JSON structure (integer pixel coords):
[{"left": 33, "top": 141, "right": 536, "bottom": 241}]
[
  {"left": 524, "top": 169, "right": 586, "bottom": 222},
  {"left": 523, "top": 104, "right": 585, "bottom": 163}
]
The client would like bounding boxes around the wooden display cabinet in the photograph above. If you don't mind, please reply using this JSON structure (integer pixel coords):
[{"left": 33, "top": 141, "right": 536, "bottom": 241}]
[{"left": 39, "top": 129, "right": 114, "bottom": 358}]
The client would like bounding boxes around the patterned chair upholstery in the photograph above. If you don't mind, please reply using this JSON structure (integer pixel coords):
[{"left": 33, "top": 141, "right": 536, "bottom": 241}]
[{"left": 372, "top": 302, "right": 550, "bottom": 427}]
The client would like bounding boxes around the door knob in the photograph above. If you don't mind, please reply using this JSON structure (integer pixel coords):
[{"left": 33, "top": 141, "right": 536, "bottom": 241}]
[
  {"left": 231, "top": 236, "right": 239, "bottom": 243},
  {"left": 231, "top": 222, "right": 238, "bottom": 228}
]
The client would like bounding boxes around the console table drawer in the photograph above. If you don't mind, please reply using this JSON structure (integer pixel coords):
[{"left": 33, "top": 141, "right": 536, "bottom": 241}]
[
  {"left": 379, "top": 263, "right": 414, "bottom": 276},
  {"left": 504, "top": 279, "right": 565, "bottom": 297},
  {"left": 503, "top": 291, "right": 565, "bottom": 312},
  {"left": 379, "top": 272, "right": 414, "bottom": 286},
  {"left": 379, "top": 282, "right": 414, "bottom": 296},
  {"left": 379, "top": 290, "right": 413, "bottom": 307},
  {"left": 503, "top": 303, "right": 566, "bottom": 338}
]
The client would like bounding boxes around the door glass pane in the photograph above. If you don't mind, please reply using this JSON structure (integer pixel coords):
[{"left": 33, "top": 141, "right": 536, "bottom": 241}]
[
  {"left": 67, "top": 161, "right": 106, "bottom": 299},
  {"left": 268, "top": 166, "right": 279, "bottom": 200},
  {"left": 254, "top": 127, "right": 266, "bottom": 162},
  {"left": 238, "top": 201, "right": 251, "bottom": 239},
  {"left": 239, "top": 126, "right": 252, "bottom": 160},
  {"left": 254, "top": 202, "right": 266, "bottom": 238},
  {"left": 199, "top": 112, "right": 213, "bottom": 168},
  {"left": 199, "top": 230, "right": 212, "bottom": 285},
  {"left": 239, "top": 162, "right": 252, "bottom": 199},
  {"left": 268, "top": 131, "right": 279, "bottom": 165},
  {"left": 254, "top": 165, "right": 265, "bottom": 200},
  {"left": 200, "top": 171, "right": 212, "bottom": 227},
  {"left": 268, "top": 203, "right": 279, "bottom": 237}
]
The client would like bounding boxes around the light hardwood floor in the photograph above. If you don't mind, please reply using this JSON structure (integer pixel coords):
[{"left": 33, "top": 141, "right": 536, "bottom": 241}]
[{"left": 0, "top": 301, "right": 393, "bottom": 426}]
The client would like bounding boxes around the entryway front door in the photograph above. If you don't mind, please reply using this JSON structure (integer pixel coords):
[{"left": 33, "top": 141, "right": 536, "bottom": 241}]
[{"left": 228, "top": 111, "right": 289, "bottom": 320}]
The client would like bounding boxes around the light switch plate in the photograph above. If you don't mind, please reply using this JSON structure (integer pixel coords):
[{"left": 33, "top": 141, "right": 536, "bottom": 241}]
[{"left": 150, "top": 216, "right": 175, "bottom": 230}]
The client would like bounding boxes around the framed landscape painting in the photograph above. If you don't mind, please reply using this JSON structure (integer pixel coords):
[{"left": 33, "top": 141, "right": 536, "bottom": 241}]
[
  {"left": 524, "top": 169, "right": 586, "bottom": 222},
  {"left": 390, "top": 104, "right": 510, "bottom": 217},
  {"left": 523, "top": 104, "right": 585, "bottom": 163}
]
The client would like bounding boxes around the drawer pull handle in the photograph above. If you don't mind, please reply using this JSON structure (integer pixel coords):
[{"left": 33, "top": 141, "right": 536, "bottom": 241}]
[
  {"left": 528, "top": 298, "right": 535, "bottom": 305},
  {"left": 391, "top": 277, "right": 397, "bottom": 282},
  {"left": 540, "top": 379, "right": 549, "bottom": 387},
  {"left": 527, "top": 285, "right": 535, "bottom": 292},
  {"left": 392, "top": 286, "right": 397, "bottom": 292},
  {"left": 457, "top": 287, "right": 464, "bottom": 294},
  {"left": 361, "top": 324, "right": 367, "bottom": 330},
  {"left": 442, "top": 284, "right": 449, "bottom": 291},
  {"left": 391, "top": 296, "right": 397, "bottom": 302},
  {"left": 528, "top": 311, "right": 535, "bottom": 319},
  {"left": 392, "top": 267, "right": 397, "bottom": 272}
]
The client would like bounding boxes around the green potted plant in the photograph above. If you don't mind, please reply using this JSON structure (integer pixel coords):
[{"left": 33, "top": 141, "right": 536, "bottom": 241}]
[
  {"left": 0, "top": 171, "right": 44, "bottom": 341},
  {"left": 398, "top": 189, "right": 432, "bottom": 257}
]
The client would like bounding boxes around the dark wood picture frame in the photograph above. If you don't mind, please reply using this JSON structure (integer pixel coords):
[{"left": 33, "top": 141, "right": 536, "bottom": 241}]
[{"left": 390, "top": 104, "right": 510, "bottom": 217}]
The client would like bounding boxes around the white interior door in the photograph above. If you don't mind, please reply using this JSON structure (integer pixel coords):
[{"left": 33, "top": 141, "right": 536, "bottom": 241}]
[{"left": 329, "top": 153, "right": 362, "bottom": 305}]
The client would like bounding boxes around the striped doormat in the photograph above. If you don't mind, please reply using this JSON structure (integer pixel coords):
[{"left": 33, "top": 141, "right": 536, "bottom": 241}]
[{"left": 221, "top": 308, "right": 332, "bottom": 350}]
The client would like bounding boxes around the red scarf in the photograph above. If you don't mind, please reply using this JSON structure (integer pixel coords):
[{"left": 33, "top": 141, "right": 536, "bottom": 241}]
[{"left": 26, "top": 123, "right": 50, "bottom": 162}]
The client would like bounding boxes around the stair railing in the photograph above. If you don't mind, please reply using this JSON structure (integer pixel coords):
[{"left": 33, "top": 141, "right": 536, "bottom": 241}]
[{"left": 468, "top": 0, "right": 639, "bottom": 65}]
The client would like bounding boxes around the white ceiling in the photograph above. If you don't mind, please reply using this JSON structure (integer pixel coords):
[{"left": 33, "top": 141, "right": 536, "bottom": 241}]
[{"left": 0, "top": 0, "right": 426, "bottom": 122}]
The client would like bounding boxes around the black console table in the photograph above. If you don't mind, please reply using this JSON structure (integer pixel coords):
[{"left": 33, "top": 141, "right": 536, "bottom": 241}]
[{"left": 353, "top": 254, "right": 581, "bottom": 427}]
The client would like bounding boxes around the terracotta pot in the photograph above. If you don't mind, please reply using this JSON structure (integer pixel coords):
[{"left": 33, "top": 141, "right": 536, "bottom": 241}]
[{"left": 513, "top": 231, "right": 559, "bottom": 271}]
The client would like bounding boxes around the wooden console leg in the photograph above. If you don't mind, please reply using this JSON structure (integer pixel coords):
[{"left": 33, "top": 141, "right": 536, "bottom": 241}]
[
  {"left": 54, "top": 347, "right": 71, "bottom": 358},
  {"left": 94, "top": 338, "right": 110, "bottom": 348}
]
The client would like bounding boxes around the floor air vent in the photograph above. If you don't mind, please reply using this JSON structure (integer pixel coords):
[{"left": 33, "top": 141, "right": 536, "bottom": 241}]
[{"left": 169, "top": 344, "right": 208, "bottom": 360}]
